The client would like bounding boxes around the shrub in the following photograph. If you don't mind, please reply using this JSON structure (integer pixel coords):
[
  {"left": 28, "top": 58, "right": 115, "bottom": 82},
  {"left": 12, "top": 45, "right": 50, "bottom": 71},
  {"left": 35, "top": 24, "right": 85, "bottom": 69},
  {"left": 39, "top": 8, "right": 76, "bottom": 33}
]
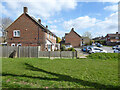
[
  {"left": 67, "top": 48, "right": 75, "bottom": 51},
  {"left": 61, "top": 45, "right": 66, "bottom": 51},
  {"left": 87, "top": 53, "right": 118, "bottom": 60}
]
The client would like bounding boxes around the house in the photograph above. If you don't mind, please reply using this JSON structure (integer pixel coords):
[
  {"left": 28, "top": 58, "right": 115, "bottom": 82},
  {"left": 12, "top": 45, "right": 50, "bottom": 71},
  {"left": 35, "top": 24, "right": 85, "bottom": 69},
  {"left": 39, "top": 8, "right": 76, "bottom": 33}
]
[
  {"left": 105, "top": 32, "right": 120, "bottom": 46},
  {"left": 61, "top": 28, "right": 82, "bottom": 48},
  {"left": 82, "top": 37, "right": 91, "bottom": 45},
  {"left": 6, "top": 7, "right": 58, "bottom": 51},
  {"left": 92, "top": 36, "right": 106, "bottom": 41}
]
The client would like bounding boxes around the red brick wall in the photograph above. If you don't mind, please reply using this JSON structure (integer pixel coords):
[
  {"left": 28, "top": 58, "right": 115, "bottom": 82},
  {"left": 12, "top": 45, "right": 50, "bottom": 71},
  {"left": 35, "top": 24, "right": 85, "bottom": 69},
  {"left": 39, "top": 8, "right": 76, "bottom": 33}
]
[
  {"left": 65, "top": 30, "right": 82, "bottom": 47},
  {"left": 45, "top": 33, "right": 56, "bottom": 43},
  {"left": 6, "top": 13, "right": 45, "bottom": 50}
]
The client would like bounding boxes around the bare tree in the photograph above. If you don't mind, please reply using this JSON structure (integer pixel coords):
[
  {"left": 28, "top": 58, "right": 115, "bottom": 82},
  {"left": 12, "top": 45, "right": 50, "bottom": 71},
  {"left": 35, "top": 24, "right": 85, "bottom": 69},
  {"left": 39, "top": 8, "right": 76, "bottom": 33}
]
[
  {"left": 82, "top": 31, "right": 92, "bottom": 39},
  {"left": 0, "top": 17, "right": 13, "bottom": 42}
]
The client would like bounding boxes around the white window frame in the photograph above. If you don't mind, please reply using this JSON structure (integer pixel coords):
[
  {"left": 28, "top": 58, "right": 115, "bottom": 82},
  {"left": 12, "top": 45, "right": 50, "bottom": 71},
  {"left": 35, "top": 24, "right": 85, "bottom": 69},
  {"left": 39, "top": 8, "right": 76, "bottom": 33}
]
[
  {"left": 116, "top": 37, "right": 119, "bottom": 39},
  {"left": 13, "top": 30, "right": 20, "bottom": 37},
  {"left": 11, "top": 43, "right": 15, "bottom": 46},
  {"left": 17, "top": 43, "right": 22, "bottom": 47}
]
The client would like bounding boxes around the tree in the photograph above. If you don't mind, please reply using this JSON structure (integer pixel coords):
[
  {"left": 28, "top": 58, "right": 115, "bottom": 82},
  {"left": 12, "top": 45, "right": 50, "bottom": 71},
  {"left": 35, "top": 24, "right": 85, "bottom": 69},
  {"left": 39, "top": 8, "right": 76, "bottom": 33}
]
[
  {"left": 0, "top": 17, "right": 13, "bottom": 42},
  {"left": 82, "top": 31, "right": 92, "bottom": 39},
  {"left": 56, "top": 37, "right": 62, "bottom": 43}
]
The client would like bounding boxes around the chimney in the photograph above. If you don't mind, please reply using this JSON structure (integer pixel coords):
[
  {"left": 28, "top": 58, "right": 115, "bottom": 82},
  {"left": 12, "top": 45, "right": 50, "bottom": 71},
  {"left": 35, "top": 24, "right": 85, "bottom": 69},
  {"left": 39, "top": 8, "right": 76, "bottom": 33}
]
[
  {"left": 38, "top": 19, "right": 41, "bottom": 23},
  {"left": 71, "top": 28, "right": 74, "bottom": 31},
  {"left": 46, "top": 25, "right": 48, "bottom": 28},
  {"left": 24, "top": 7, "right": 28, "bottom": 13}
]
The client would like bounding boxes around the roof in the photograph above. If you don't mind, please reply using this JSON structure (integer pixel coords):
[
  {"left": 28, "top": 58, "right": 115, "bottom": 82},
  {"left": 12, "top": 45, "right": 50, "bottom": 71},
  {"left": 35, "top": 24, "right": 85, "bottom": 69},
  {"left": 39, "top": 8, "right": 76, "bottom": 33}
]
[
  {"left": 65, "top": 28, "right": 82, "bottom": 38},
  {"left": 107, "top": 34, "right": 120, "bottom": 37},
  {"left": 70, "top": 28, "right": 82, "bottom": 38},
  {"left": 25, "top": 13, "right": 57, "bottom": 37},
  {"left": 5, "top": 13, "right": 57, "bottom": 38}
]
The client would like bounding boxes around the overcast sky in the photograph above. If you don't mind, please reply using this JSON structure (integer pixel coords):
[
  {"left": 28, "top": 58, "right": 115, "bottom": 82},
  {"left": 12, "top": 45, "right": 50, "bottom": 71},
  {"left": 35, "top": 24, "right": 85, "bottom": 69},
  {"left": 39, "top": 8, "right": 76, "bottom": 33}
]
[{"left": 0, "top": 0, "right": 119, "bottom": 38}]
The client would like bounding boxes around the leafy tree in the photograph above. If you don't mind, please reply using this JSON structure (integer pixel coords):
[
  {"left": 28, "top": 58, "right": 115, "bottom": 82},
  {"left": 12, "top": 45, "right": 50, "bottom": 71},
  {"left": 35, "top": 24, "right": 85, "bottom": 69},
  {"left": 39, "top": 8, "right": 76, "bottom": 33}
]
[
  {"left": 82, "top": 31, "right": 92, "bottom": 39},
  {"left": 0, "top": 17, "right": 13, "bottom": 42},
  {"left": 56, "top": 37, "right": 62, "bottom": 43}
]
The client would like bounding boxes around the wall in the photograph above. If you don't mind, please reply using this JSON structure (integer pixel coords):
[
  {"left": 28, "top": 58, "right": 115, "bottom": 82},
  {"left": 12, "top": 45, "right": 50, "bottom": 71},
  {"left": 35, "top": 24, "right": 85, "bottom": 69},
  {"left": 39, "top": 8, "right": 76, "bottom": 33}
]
[{"left": 65, "top": 30, "right": 82, "bottom": 47}]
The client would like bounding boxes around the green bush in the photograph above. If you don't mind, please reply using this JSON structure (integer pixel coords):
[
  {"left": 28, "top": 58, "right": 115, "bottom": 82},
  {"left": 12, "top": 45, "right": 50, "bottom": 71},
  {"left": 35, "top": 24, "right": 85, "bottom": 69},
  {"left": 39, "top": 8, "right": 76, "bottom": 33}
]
[
  {"left": 87, "top": 53, "right": 118, "bottom": 60},
  {"left": 61, "top": 45, "right": 66, "bottom": 51},
  {"left": 67, "top": 48, "right": 75, "bottom": 51}
]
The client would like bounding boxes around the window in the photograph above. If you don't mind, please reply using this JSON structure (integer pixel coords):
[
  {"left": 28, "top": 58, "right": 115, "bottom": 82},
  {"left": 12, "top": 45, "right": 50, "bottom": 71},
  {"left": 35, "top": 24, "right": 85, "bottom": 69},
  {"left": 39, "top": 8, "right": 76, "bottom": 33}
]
[
  {"left": 50, "top": 34, "right": 52, "bottom": 39},
  {"left": 11, "top": 43, "right": 15, "bottom": 46},
  {"left": 13, "top": 30, "right": 20, "bottom": 37},
  {"left": 116, "top": 37, "right": 119, "bottom": 39},
  {"left": 17, "top": 43, "right": 22, "bottom": 47}
]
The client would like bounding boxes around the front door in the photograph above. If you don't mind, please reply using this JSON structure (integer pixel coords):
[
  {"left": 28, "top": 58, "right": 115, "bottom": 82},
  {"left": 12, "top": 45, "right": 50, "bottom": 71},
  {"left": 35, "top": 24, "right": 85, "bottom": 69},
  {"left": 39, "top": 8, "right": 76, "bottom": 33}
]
[{"left": 48, "top": 45, "right": 51, "bottom": 51}]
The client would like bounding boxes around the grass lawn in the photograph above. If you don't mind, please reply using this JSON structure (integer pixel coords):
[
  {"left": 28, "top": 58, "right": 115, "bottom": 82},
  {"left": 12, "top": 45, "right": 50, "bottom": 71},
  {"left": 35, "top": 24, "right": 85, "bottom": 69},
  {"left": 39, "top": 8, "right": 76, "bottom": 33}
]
[{"left": 2, "top": 58, "right": 119, "bottom": 88}]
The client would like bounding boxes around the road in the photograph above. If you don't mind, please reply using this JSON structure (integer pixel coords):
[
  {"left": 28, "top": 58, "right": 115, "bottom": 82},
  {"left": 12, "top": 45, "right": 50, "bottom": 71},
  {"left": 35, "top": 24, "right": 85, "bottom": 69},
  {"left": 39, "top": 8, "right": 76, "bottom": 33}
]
[
  {"left": 74, "top": 46, "right": 114, "bottom": 53},
  {"left": 101, "top": 46, "right": 114, "bottom": 53}
]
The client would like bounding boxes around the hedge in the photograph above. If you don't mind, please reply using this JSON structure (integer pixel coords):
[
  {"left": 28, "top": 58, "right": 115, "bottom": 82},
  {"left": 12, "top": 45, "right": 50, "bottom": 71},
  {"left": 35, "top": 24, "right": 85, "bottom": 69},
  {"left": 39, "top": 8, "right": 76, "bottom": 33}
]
[{"left": 87, "top": 53, "right": 119, "bottom": 60}]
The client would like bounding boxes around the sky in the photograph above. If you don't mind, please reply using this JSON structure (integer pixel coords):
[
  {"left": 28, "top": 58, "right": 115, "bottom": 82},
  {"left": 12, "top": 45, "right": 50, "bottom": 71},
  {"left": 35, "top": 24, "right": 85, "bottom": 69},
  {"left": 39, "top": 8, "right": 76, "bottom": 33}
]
[{"left": 0, "top": 0, "right": 119, "bottom": 38}]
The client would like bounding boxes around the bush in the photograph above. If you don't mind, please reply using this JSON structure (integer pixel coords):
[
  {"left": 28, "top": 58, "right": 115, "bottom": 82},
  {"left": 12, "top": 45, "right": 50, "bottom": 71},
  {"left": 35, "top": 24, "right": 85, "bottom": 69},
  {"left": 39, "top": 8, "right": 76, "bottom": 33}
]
[
  {"left": 87, "top": 53, "right": 118, "bottom": 60},
  {"left": 61, "top": 45, "right": 66, "bottom": 51},
  {"left": 67, "top": 48, "right": 75, "bottom": 51}
]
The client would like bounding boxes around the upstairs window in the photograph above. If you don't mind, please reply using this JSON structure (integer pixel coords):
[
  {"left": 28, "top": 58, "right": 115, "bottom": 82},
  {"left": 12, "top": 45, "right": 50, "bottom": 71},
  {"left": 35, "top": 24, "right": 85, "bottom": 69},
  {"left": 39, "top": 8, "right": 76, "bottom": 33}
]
[{"left": 13, "top": 30, "right": 20, "bottom": 37}]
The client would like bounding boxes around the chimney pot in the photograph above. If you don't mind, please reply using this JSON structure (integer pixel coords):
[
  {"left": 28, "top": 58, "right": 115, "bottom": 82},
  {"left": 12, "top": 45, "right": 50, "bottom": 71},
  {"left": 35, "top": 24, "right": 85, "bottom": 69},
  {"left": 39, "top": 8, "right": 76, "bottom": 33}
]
[
  {"left": 38, "top": 19, "right": 41, "bottom": 23},
  {"left": 24, "top": 7, "right": 28, "bottom": 13},
  {"left": 71, "top": 28, "right": 74, "bottom": 31},
  {"left": 116, "top": 32, "right": 118, "bottom": 34},
  {"left": 46, "top": 25, "right": 48, "bottom": 28}
]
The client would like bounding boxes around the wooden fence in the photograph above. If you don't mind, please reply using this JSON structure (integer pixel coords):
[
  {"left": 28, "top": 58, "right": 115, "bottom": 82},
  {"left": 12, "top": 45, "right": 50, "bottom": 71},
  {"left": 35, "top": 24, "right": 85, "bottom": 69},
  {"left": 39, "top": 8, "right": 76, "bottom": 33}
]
[
  {"left": 1, "top": 46, "right": 77, "bottom": 58},
  {"left": 1, "top": 46, "right": 40, "bottom": 58}
]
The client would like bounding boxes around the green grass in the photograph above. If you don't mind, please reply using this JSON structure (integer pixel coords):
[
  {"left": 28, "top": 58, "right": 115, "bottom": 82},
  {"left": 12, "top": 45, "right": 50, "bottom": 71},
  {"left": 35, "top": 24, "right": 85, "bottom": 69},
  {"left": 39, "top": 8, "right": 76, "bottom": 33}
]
[{"left": 2, "top": 58, "right": 119, "bottom": 89}]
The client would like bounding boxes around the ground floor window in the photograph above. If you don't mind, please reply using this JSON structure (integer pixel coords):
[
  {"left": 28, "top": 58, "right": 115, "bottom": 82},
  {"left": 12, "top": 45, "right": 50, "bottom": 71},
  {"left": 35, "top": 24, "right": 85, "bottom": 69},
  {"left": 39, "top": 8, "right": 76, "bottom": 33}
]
[
  {"left": 17, "top": 43, "right": 22, "bottom": 47},
  {"left": 11, "top": 43, "right": 15, "bottom": 46}
]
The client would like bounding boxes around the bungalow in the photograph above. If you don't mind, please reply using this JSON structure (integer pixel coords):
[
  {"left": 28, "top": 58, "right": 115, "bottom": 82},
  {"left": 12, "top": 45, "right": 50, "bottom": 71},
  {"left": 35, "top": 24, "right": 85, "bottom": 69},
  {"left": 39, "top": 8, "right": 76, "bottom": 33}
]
[{"left": 5, "top": 7, "right": 59, "bottom": 51}]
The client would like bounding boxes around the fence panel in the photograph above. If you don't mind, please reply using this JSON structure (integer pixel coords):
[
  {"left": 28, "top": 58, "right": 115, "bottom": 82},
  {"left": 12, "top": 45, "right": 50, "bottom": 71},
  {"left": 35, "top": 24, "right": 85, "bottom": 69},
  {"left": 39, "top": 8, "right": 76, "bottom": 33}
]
[
  {"left": 61, "top": 51, "right": 73, "bottom": 58},
  {"left": 39, "top": 51, "right": 49, "bottom": 57},
  {"left": 50, "top": 51, "right": 60, "bottom": 57}
]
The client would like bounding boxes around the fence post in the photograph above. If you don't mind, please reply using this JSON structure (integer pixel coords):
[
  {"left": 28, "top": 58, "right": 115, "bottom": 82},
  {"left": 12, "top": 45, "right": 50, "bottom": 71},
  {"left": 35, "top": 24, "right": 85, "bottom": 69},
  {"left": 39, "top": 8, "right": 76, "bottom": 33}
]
[
  {"left": 49, "top": 51, "right": 50, "bottom": 59},
  {"left": 60, "top": 51, "right": 61, "bottom": 58},
  {"left": 76, "top": 51, "right": 77, "bottom": 59},
  {"left": 72, "top": 51, "right": 74, "bottom": 59},
  {"left": 18, "top": 46, "right": 20, "bottom": 58}
]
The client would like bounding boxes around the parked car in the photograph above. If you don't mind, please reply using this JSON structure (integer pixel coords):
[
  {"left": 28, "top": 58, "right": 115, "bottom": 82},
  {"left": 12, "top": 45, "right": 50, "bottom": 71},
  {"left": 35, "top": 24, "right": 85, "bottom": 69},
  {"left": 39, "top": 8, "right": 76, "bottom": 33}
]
[
  {"left": 82, "top": 46, "right": 87, "bottom": 52},
  {"left": 114, "top": 48, "right": 120, "bottom": 53},
  {"left": 112, "top": 45, "right": 119, "bottom": 49},
  {"left": 89, "top": 47, "right": 107, "bottom": 54},
  {"left": 97, "top": 43, "right": 103, "bottom": 47},
  {"left": 82, "top": 45, "right": 93, "bottom": 52}
]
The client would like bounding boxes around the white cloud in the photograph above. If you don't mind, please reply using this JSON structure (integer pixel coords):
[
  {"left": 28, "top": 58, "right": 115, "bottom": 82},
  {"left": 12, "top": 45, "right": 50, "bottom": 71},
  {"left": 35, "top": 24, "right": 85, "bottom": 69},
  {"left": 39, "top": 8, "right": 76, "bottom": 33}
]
[
  {"left": 63, "top": 16, "right": 99, "bottom": 30},
  {"left": 63, "top": 12, "right": 118, "bottom": 37},
  {"left": 104, "top": 4, "right": 118, "bottom": 11},
  {"left": 50, "top": 25, "right": 65, "bottom": 36},
  {"left": 2, "top": 0, "right": 77, "bottom": 19}
]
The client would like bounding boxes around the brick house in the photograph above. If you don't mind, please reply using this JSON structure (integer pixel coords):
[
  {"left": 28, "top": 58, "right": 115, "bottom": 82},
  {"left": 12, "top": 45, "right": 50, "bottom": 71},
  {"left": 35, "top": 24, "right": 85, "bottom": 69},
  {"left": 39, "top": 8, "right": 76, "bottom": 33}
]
[
  {"left": 105, "top": 32, "right": 120, "bottom": 46},
  {"left": 6, "top": 7, "right": 58, "bottom": 51},
  {"left": 62, "top": 28, "right": 82, "bottom": 48}
]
